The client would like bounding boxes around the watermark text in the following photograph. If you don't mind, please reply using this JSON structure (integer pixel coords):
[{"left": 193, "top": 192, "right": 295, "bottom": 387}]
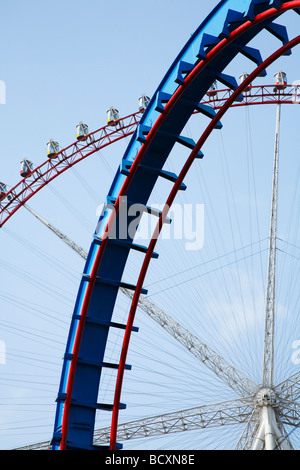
[{"left": 96, "top": 198, "right": 205, "bottom": 251}]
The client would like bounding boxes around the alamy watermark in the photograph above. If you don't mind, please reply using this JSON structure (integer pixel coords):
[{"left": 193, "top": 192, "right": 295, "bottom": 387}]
[{"left": 96, "top": 197, "right": 205, "bottom": 251}]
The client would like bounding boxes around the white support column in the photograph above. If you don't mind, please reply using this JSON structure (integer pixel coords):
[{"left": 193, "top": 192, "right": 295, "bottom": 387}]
[
  {"left": 252, "top": 416, "right": 265, "bottom": 450},
  {"left": 264, "top": 407, "right": 276, "bottom": 450},
  {"left": 252, "top": 407, "right": 284, "bottom": 450}
]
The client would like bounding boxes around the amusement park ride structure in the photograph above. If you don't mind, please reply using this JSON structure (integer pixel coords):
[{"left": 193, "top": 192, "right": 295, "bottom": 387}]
[{"left": 1, "top": 0, "right": 300, "bottom": 451}]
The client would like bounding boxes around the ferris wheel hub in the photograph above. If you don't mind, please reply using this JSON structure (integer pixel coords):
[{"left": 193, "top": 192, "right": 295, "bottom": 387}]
[{"left": 255, "top": 388, "right": 277, "bottom": 407}]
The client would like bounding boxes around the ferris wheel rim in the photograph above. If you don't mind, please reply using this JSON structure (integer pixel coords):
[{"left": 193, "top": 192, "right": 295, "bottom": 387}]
[
  {"left": 0, "top": 111, "right": 143, "bottom": 228},
  {"left": 1, "top": 81, "right": 298, "bottom": 231}
]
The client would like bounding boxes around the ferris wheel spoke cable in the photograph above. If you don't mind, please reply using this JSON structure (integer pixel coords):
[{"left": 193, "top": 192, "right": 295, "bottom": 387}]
[
  {"left": 244, "top": 106, "right": 266, "bottom": 296},
  {"left": 146, "top": 247, "right": 269, "bottom": 297},
  {"left": 0, "top": 257, "right": 74, "bottom": 306},
  {"left": 145, "top": 238, "right": 269, "bottom": 289},
  {"left": 21, "top": 203, "right": 238, "bottom": 409},
  {"left": 23, "top": 202, "right": 258, "bottom": 398},
  {"left": 186, "top": 154, "right": 262, "bottom": 371}
]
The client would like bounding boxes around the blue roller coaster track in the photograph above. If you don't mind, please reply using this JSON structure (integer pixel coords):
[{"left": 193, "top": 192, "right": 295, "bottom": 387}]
[{"left": 51, "top": 0, "right": 300, "bottom": 450}]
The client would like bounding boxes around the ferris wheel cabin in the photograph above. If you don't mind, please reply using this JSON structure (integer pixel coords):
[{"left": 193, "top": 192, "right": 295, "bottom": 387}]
[
  {"left": 0, "top": 182, "right": 7, "bottom": 201},
  {"left": 107, "top": 107, "right": 119, "bottom": 126},
  {"left": 76, "top": 122, "right": 89, "bottom": 141},
  {"left": 206, "top": 80, "right": 218, "bottom": 99},
  {"left": 239, "top": 72, "right": 252, "bottom": 93},
  {"left": 274, "top": 70, "right": 287, "bottom": 92},
  {"left": 138, "top": 94, "right": 150, "bottom": 112},
  {"left": 47, "top": 139, "right": 60, "bottom": 158},
  {"left": 20, "top": 159, "right": 33, "bottom": 178}
]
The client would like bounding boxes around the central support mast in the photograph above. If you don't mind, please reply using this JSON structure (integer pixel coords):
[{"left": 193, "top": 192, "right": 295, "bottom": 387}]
[
  {"left": 252, "top": 73, "right": 290, "bottom": 451},
  {"left": 262, "top": 101, "right": 281, "bottom": 389},
  {"left": 251, "top": 73, "right": 293, "bottom": 450}
]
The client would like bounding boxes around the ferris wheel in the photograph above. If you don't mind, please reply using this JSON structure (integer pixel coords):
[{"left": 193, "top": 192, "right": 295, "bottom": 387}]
[{"left": 1, "top": 0, "right": 300, "bottom": 450}]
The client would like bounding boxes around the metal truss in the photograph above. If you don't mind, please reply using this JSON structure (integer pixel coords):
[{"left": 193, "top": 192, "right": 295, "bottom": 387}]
[
  {"left": 93, "top": 398, "right": 253, "bottom": 444},
  {"left": 16, "top": 398, "right": 252, "bottom": 450},
  {"left": 121, "top": 289, "right": 258, "bottom": 398},
  {"left": 275, "top": 371, "right": 300, "bottom": 403},
  {"left": 202, "top": 84, "right": 300, "bottom": 109}
]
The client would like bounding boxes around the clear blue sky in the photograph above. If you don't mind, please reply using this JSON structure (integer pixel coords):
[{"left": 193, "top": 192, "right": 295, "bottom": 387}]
[{"left": 0, "top": 0, "right": 299, "bottom": 450}]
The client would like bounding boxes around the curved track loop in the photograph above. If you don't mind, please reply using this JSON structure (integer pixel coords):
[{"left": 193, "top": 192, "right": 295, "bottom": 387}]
[{"left": 50, "top": 0, "right": 300, "bottom": 450}]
